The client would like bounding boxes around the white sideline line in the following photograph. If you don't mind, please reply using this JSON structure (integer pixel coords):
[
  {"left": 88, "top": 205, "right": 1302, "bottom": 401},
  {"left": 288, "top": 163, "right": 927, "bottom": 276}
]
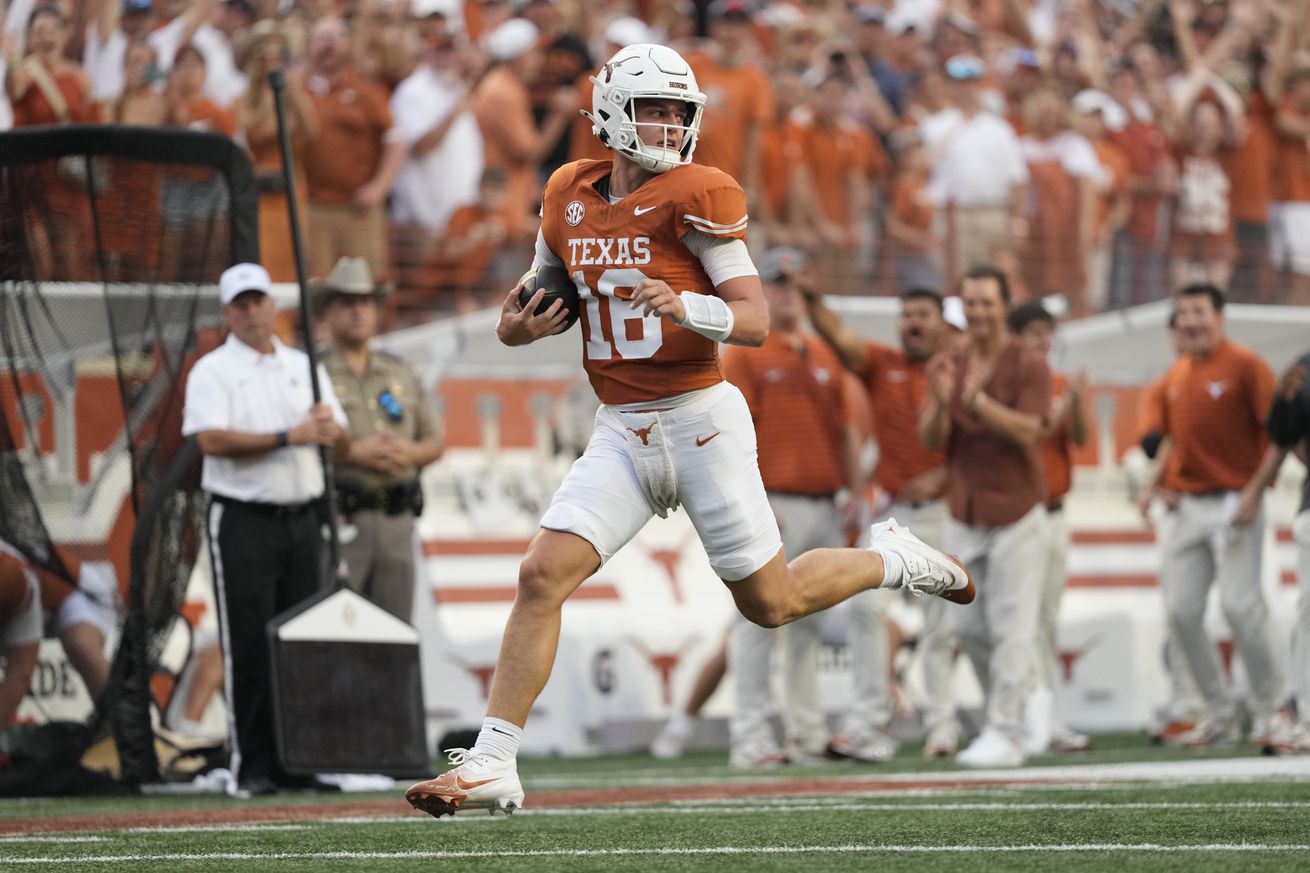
[
  {"left": 126, "top": 824, "right": 313, "bottom": 834},
  {"left": 329, "top": 800, "right": 1310, "bottom": 825},
  {"left": 0, "top": 837, "right": 105, "bottom": 844},
  {"left": 7, "top": 843, "right": 1310, "bottom": 864},
  {"left": 530, "top": 755, "right": 1310, "bottom": 789}
]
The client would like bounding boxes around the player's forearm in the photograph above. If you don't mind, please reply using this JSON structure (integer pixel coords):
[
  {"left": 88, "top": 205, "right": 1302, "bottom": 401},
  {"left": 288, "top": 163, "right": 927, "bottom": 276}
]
[{"left": 723, "top": 300, "right": 767, "bottom": 346}]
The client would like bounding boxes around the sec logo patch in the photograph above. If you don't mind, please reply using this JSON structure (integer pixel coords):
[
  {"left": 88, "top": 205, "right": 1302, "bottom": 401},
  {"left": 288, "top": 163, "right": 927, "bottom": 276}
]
[{"left": 565, "top": 200, "right": 585, "bottom": 226}]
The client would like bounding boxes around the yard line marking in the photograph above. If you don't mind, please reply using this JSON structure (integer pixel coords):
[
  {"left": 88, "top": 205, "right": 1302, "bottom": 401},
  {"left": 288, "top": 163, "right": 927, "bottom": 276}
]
[
  {"left": 0, "top": 837, "right": 105, "bottom": 844},
  {"left": 8, "top": 843, "right": 1310, "bottom": 863}
]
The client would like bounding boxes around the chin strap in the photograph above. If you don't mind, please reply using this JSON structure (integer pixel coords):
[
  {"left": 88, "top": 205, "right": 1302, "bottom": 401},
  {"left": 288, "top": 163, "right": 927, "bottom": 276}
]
[{"left": 676, "top": 291, "right": 735, "bottom": 343}]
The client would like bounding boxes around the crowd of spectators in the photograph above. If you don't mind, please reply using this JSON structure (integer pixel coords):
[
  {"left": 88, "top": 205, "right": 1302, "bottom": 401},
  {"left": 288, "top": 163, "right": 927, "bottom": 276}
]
[{"left": 5, "top": 0, "right": 1310, "bottom": 321}]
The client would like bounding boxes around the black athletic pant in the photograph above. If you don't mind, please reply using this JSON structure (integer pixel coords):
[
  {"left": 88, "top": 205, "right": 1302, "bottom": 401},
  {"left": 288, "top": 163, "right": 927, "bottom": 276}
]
[{"left": 208, "top": 495, "right": 324, "bottom": 787}]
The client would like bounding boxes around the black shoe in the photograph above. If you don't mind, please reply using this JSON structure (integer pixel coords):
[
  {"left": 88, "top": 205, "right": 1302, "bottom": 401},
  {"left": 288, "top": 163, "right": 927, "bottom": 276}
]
[{"left": 240, "top": 776, "right": 278, "bottom": 796}]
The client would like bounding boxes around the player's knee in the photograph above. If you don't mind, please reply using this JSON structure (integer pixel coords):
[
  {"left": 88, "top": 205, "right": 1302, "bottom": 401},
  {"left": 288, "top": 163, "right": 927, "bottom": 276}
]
[
  {"left": 516, "top": 552, "right": 577, "bottom": 609},
  {"left": 734, "top": 594, "right": 794, "bottom": 629}
]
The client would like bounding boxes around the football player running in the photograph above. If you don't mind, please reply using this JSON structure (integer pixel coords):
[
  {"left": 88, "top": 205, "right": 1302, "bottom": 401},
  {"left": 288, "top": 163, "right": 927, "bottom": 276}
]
[{"left": 406, "top": 43, "right": 975, "bottom": 818}]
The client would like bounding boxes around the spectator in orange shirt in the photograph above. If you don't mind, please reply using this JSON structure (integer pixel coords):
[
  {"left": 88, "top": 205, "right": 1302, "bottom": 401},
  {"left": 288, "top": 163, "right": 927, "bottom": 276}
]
[
  {"left": 1145, "top": 284, "right": 1288, "bottom": 748},
  {"left": 1019, "top": 88, "right": 1102, "bottom": 314},
  {"left": 164, "top": 45, "right": 234, "bottom": 137},
  {"left": 1008, "top": 302, "right": 1090, "bottom": 756},
  {"left": 1271, "top": 65, "right": 1310, "bottom": 306},
  {"left": 792, "top": 72, "right": 887, "bottom": 294},
  {"left": 233, "top": 23, "right": 318, "bottom": 283},
  {"left": 302, "top": 15, "right": 407, "bottom": 280},
  {"left": 1071, "top": 89, "right": 1131, "bottom": 313},
  {"left": 721, "top": 248, "right": 864, "bottom": 766},
  {"left": 4, "top": 4, "right": 96, "bottom": 279},
  {"left": 424, "top": 166, "right": 510, "bottom": 314},
  {"left": 755, "top": 66, "right": 805, "bottom": 250},
  {"left": 884, "top": 131, "right": 942, "bottom": 291},
  {"left": 1106, "top": 63, "right": 1177, "bottom": 308},
  {"left": 685, "top": 0, "right": 773, "bottom": 202},
  {"left": 471, "top": 18, "right": 574, "bottom": 243}
]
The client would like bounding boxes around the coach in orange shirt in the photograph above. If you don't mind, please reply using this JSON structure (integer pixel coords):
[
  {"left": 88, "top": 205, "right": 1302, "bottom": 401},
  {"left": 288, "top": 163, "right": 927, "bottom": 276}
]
[
  {"left": 1153, "top": 284, "right": 1288, "bottom": 748},
  {"left": 722, "top": 248, "right": 862, "bottom": 767},
  {"left": 806, "top": 282, "right": 960, "bottom": 758}
]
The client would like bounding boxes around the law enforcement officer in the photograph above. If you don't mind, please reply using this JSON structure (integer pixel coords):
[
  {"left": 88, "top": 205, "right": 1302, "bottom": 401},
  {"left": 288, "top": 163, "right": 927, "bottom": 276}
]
[
  {"left": 316, "top": 257, "right": 444, "bottom": 622},
  {"left": 182, "top": 262, "right": 351, "bottom": 795}
]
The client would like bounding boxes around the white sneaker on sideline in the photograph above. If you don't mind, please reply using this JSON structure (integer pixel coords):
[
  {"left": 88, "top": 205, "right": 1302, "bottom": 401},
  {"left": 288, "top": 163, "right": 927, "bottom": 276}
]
[
  {"left": 1176, "top": 715, "right": 1241, "bottom": 748},
  {"left": 1049, "top": 725, "right": 1091, "bottom": 753},
  {"left": 730, "top": 738, "right": 788, "bottom": 769},
  {"left": 651, "top": 714, "right": 695, "bottom": 760},
  {"left": 955, "top": 728, "right": 1025, "bottom": 769},
  {"left": 830, "top": 725, "right": 898, "bottom": 763},
  {"left": 869, "top": 519, "right": 975, "bottom": 604},
  {"left": 405, "top": 749, "right": 524, "bottom": 818},
  {"left": 1022, "top": 688, "right": 1054, "bottom": 756}
]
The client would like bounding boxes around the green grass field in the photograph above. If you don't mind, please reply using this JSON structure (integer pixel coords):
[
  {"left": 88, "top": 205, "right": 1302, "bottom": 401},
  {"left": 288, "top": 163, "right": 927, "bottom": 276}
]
[{"left": 3, "top": 735, "right": 1309, "bottom": 871}]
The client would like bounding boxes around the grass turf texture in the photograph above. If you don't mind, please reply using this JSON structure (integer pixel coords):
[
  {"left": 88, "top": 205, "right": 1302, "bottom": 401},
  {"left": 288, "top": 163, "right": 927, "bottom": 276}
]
[{"left": 3, "top": 735, "right": 1308, "bottom": 871}]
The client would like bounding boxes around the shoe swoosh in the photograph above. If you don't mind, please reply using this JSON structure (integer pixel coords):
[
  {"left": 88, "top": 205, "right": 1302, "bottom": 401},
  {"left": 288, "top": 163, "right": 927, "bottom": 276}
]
[
  {"left": 634, "top": 205, "right": 657, "bottom": 216},
  {"left": 454, "top": 775, "right": 498, "bottom": 791},
  {"left": 695, "top": 432, "right": 721, "bottom": 447}
]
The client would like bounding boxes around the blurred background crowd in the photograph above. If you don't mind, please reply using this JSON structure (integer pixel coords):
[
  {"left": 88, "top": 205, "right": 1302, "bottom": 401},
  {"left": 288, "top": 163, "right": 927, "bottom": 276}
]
[{"left": 4, "top": 0, "right": 1310, "bottom": 322}]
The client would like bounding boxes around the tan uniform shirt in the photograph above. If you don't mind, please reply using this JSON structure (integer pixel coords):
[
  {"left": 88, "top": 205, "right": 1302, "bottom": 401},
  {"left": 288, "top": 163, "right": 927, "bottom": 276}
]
[{"left": 322, "top": 347, "right": 441, "bottom": 491}]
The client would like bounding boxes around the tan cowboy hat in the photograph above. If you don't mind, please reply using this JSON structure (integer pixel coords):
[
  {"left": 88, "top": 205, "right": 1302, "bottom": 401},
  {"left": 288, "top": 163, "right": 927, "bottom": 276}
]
[
  {"left": 234, "top": 19, "right": 288, "bottom": 75},
  {"left": 310, "top": 257, "right": 393, "bottom": 313}
]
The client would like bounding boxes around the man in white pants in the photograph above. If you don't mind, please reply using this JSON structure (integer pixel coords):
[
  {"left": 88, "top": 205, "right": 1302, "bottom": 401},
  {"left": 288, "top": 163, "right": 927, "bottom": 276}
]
[
  {"left": 1008, "top": 302, "right": 1090, "bottom": 755},
  {"left": 806, "top": 284, "right": 958, "bottom": 758},
  {"left": 920, "top": 267, "right": 1052, "bottom": 769},
  {"left": 721, "top": 249, "right": 864, "bottom": 765},
  {"left": 1147, "top": 284, "right": 1288, "bottom": 747},
  {"left": 1267, "top": 352, "right": 1310, "bottom": 753}
]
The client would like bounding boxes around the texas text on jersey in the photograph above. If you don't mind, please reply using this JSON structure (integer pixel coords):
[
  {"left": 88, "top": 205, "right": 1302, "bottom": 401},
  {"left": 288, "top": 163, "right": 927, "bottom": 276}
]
[{"left": 540, "top": 158, "right": 749, "bottom": 404}]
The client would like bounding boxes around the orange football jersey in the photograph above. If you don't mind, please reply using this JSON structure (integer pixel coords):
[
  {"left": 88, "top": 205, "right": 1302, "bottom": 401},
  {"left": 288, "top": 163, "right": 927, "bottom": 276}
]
[{"left": 540, "top": 159, "right": 749, "bottom": 404}]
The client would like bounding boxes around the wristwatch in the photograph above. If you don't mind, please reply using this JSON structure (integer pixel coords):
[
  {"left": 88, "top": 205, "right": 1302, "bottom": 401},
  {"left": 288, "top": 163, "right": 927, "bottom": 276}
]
[{"left": 275, "top": 431, "right": 289, "bottom": 448}]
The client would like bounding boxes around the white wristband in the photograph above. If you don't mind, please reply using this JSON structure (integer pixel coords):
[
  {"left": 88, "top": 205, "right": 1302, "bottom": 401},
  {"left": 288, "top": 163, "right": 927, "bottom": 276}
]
[{"left": 677, "top": 291, "right": 734, "bottom": 343}]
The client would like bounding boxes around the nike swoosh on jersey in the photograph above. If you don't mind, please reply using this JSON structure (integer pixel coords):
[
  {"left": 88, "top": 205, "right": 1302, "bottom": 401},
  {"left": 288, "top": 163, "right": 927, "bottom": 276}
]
[
  {"left": 634, "top": 205, "right": 658, "bottom": 216},
  {"left": 695, "top": 432, "right": 721, "bottom": 447}
]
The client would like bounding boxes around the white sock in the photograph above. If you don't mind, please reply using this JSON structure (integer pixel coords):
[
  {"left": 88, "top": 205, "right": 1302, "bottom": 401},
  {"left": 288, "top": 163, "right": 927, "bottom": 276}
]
[
  {"left": 666, "top": 712, "right": 695, "bottom": 734},
  {"left": 871, "top": 546, "right": 906, "bottom": 590},
  {"left": 473, "top": 717, "right": 522, "bottom": 762}
]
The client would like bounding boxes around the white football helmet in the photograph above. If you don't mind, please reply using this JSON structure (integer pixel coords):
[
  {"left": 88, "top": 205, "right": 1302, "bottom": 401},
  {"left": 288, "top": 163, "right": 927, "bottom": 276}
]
[{"left": 582, "top": 43, "right": 707, "bottom": 174}]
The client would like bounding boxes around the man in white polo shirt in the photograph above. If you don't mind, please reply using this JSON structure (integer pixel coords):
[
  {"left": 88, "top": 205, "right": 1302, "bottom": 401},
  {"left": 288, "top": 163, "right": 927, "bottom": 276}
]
[{"left": 182, "top": 262, "right": 349, "bottom": 796}]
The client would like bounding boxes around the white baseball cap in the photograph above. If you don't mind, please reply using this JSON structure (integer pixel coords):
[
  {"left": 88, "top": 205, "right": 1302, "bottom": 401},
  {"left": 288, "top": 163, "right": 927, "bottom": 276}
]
[
  {"left": 219, "top": 262, "right": 273, "bottom": 305},
  {"left": 483, "top": 18, "right": 538, "bottom": 62},
  {"left": 411, "top": 0, "right": 459, "bottom": 20}
]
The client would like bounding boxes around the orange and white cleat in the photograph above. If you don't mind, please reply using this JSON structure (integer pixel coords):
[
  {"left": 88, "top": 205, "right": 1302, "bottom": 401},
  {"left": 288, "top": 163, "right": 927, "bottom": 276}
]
[
  {"left": 870, "top": 519, "right": 975, "bottom": 605},
  {"left": 405, "top": 749, "right": 525, "bottom": 818}
]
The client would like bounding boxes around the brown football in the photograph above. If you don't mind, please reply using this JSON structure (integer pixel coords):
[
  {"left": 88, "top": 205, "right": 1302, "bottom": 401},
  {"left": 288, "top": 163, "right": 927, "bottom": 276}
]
[{"left": 517, "top": 265, "right": 580, "bottom": 330}]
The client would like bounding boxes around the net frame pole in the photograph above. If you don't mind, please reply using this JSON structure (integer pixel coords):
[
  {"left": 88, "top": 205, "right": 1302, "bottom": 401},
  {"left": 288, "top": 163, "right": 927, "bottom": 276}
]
[{"left": 268, "top": 69, "right": 343, "bottom": 585}]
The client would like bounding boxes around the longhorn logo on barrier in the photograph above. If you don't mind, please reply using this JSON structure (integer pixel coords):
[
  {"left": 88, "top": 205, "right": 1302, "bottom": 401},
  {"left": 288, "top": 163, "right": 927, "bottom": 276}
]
[
  {"left": 644, "top": 533, "right": 695, "bottom": 604},
  {"left": 627, "top": 636, "right": 697, "bottom": 706},
  {"left": 1057, "top": 635, "right": 1101, "bottom": 683},
  {"left": 449, "top": 655, "right": 497, "bottom": 700}
]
